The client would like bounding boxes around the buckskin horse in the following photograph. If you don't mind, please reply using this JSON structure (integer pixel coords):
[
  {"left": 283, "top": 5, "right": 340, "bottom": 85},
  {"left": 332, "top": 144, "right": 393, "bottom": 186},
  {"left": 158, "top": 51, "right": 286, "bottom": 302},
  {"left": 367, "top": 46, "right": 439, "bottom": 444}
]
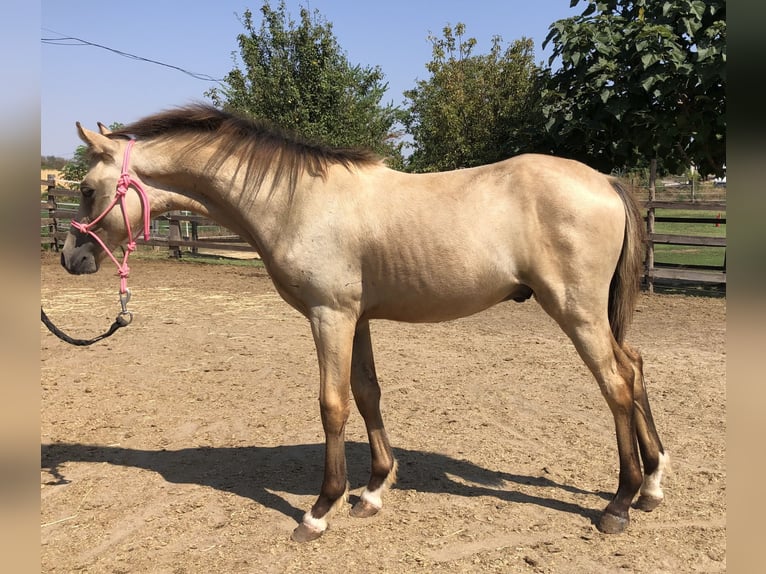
[{"left": 60, "top": 104, "right": 668, "bottom": 541}]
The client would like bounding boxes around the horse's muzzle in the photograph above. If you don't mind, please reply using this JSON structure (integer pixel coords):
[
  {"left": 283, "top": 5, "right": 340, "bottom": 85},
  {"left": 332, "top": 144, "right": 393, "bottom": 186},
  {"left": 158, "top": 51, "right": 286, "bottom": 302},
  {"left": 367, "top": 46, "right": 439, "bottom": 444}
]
[{"left": 60, "top": 246, "right": 99, "bottom": 275}]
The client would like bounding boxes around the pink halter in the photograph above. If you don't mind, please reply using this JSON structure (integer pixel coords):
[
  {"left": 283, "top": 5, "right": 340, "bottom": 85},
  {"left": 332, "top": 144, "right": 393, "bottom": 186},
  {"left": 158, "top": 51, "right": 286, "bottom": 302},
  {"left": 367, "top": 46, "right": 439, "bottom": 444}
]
[{"left": 70, "top": 138, "right": 151, "bottom": 316}]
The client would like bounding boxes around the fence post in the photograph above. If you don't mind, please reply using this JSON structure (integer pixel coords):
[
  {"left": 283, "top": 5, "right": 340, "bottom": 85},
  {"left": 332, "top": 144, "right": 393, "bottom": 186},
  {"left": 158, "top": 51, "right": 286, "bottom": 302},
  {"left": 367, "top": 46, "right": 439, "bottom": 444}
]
[
  {"left": 168, "top": 211, "right": 182, "bottom": 259},
  {"left": 47, "top": 174, "right": 59, "bottom": 251},
  {"left": 646, "top": 159, "right": 657, "bottom": 294},
  {"left": 691, "top": 175, "right": 696, "bottom": 203},
  {"left": 191, "top": 220, "right": 199, "bottom": 254}
]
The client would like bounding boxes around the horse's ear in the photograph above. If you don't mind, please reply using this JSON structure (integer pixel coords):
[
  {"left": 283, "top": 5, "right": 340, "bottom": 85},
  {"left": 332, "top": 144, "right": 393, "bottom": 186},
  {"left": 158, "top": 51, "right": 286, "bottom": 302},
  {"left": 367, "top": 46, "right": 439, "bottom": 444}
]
[
  {"left": 76, "top": 122, "right": 119, "bottom": 158},
  {"left": 97, "top": 122, "right": 113, "bottom": 136}
]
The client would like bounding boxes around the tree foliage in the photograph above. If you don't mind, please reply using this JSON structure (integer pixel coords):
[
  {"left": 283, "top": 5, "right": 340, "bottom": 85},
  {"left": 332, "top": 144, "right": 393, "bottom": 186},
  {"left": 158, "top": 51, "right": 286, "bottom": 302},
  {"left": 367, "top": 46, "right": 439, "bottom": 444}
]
[
  {"left": 207, "top": 1, "right": 403, "bottom": 162},
  {"left": 542, "top": 0, "right": 726, "bottom": 177},
  {"left": 402, "top": 24, "right": 545, "bottom": 172}
]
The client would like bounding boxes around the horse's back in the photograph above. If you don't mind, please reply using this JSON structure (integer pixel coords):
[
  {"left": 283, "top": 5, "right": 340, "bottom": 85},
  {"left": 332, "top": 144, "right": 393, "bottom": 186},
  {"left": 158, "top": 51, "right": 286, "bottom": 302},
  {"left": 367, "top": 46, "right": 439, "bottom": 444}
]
[{"left": 352, "top": 154, "right": 627, "bottom": 322}]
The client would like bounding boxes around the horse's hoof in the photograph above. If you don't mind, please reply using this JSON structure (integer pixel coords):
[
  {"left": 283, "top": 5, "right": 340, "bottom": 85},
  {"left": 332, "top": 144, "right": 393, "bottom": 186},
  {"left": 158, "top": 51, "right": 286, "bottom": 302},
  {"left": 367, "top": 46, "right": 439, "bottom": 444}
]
[
  {"left": 635, "top": 494, "right": 663, "bottom": 512},
  {"left": 597, "top": 512, "right": 629, "bottom": 534},
  {"left": 350, "top": 499, "right": 380, "bottom": 518},
  {"left": 291, "top": 522, "right": 324, "bottom": 542}
]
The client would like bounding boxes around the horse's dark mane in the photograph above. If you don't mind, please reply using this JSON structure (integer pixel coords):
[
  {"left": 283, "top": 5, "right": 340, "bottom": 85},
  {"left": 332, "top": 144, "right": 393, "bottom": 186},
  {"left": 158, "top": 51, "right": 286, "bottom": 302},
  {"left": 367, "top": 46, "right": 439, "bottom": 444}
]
[{"left": 110, "top": 104, "right": 381, "bottom": 200}]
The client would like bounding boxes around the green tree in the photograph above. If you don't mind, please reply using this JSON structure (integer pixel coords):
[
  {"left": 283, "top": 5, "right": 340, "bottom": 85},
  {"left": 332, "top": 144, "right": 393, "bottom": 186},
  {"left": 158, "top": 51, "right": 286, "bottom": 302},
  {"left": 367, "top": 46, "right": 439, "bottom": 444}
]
[
  {"left": 60, "top": 146, "right": 89, "bottom": 185},
  {"left": 207, "top": 1, "right": 403, "bottom": 162},
  {"left": 541, "top": 0, "right": 726, "bottom": 177},
  {"left": 61, "top": 122, "right": 124, "bottom": 186},
  {"left": 403, "top": 24, "right": 545, "bottom": 173}
]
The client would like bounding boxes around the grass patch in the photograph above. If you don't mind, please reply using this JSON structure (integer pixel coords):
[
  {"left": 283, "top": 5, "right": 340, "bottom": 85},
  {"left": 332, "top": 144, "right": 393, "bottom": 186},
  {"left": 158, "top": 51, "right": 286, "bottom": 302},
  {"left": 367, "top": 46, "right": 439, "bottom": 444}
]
[
  {"left": 652, "top": 209, "right": 726, "bottom": 236},
  {"left": 653, "top": 245, "right": 725, "bottom": 267},
  {"left": 648, "top": 208, "right": 726, "bottom": 268}
]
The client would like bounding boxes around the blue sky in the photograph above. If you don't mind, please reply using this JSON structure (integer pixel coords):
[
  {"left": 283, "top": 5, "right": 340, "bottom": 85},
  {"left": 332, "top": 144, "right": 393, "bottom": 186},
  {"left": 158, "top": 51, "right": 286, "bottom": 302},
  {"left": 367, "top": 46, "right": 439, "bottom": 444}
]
[{"left": 41, "top": 1, "right": 579, "bottom": 158}]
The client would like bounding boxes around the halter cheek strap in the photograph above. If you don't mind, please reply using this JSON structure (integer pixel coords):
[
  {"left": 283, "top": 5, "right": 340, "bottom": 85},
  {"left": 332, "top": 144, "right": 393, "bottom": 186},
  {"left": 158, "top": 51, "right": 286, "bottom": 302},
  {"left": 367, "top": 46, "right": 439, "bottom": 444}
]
[{"left": 70, "top": 138, "right": 152, "bottom": 309}]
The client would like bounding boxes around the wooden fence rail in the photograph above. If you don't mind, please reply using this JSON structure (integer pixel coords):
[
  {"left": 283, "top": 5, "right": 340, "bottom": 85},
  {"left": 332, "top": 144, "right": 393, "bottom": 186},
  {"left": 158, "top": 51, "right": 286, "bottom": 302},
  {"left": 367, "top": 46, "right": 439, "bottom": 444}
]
[
  {"left": 643, "top": 195, "right": 726, "bottom": 291},
  {"left": 41, "top": 175, "right": 725, "bottom": 290}
]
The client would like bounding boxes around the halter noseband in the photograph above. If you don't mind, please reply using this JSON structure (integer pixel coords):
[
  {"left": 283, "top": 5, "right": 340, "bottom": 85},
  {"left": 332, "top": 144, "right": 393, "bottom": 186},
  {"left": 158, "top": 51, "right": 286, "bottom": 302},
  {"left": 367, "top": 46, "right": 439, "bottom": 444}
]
[{"left": 70, "top": 138, "right": 152, "bottom": 319}]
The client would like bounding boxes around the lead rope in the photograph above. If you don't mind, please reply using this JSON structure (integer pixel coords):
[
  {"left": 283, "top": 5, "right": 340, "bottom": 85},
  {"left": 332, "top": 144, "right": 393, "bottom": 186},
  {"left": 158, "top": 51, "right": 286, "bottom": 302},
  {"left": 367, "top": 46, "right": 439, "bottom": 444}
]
[
  {"left": 41, "top": 137, "right": 152, "bottom": 346},
  {"left": 40, "top": 306, "right": 131, "bottom": 346}
]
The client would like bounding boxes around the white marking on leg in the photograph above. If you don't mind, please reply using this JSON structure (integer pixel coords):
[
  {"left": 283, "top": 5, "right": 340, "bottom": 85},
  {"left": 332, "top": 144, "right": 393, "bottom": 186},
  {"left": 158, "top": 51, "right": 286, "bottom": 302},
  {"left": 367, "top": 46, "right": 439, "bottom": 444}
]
[
  {"left": 300, "top": 511, "right": 327, "bottom": 534},
  {"left": 300, "top": 482, "right": 349, "bottom": 533},
  {"left": 359, "top": 459, "right": 398, "bottom": 510},
  {"left": 360, "top": 487, "right": 383, "bottom": 510},
  {"left": 641, "top": 450, "right": 670, "bottom": 500}
]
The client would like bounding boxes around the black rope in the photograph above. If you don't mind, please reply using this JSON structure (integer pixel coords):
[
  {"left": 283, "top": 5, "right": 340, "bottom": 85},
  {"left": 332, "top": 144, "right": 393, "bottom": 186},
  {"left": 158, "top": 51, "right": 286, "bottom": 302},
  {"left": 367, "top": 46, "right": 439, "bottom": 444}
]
[{"left": 41, "top": 307, "right": 131, "bottom": 346}]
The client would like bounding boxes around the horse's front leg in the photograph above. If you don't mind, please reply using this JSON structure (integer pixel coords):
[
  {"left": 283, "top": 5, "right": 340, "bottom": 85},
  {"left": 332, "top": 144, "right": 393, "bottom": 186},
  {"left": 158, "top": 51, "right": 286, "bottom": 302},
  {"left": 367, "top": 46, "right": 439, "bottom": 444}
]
[
  {"left": 349, "top": 320, "right": 397, "bottom": 518},
  {"left": 292, "top": 308, "right": 356, "bottom": 543}
]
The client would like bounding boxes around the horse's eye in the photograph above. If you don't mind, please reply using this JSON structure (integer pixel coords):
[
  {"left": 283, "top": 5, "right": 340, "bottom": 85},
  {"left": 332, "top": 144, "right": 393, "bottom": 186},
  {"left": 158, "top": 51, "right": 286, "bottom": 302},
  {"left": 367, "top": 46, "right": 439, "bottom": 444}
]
[{"left": 80, "top": 184, "right": 95, "bottom": 198}]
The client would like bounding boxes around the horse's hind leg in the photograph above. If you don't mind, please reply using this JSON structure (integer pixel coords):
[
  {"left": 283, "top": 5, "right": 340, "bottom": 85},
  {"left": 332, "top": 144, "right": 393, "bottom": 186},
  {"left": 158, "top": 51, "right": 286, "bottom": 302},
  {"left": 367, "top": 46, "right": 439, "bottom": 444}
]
[
  {"left": 623, "top": 344, "right": 670, "bottom": 512},
  {"left": 348, "top": 320, "right": 397, "bottom": 518},
  {"left": 539, "top": 299, "right": 644, "bottom": 534}
]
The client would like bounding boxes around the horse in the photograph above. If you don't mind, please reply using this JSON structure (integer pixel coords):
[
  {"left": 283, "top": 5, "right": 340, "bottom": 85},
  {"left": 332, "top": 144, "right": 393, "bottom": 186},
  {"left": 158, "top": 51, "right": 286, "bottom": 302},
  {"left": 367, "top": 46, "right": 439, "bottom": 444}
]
[{"left": 60, "top": 104, "right": 668, "bottom": 541}]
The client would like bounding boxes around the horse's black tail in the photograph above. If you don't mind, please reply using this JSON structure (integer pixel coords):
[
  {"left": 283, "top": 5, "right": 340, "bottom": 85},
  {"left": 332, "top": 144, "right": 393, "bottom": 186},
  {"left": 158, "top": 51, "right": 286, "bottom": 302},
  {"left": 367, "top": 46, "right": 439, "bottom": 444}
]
[{"left": 608, "top": 179, "right": 646, "bottom": 344}]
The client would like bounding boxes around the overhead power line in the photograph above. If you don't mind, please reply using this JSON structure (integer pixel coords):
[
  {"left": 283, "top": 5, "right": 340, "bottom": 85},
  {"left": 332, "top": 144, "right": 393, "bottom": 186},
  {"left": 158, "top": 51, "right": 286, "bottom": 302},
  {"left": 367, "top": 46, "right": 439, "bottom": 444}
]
[{"left": 41, "top": 28, "right": 225, "bottom": 84}]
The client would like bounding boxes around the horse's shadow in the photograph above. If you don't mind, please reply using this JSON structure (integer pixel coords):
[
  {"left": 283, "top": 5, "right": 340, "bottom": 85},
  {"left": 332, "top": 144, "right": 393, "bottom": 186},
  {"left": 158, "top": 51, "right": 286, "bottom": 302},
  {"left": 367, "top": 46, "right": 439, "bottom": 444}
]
[{"left": 41, "top": 442, "right": 611, "bottom": 525}]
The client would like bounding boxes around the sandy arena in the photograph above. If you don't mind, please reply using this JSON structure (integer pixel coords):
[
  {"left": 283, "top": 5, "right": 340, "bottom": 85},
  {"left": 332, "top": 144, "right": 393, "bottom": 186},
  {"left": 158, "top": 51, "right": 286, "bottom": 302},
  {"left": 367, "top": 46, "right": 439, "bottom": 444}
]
[{"left": 40, "top": 252, "right": 725, "bottom": 573}]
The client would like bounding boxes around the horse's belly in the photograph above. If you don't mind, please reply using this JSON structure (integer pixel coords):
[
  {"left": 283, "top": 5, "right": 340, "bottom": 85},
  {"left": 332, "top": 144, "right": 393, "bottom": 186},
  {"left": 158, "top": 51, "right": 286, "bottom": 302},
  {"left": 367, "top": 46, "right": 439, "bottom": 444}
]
[{"left": 363, "top": 279, "right": 522, "bottom": 323}]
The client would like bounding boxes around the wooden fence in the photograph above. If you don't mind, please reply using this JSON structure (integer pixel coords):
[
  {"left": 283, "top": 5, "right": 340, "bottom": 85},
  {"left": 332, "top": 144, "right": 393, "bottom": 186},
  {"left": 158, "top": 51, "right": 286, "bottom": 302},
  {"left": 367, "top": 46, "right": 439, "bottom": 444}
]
[
  {"left": 644, "top": 200, "right": 726, "bottom": 291},
  {"left": 40, "top": 175, "right": 256, "bottom": 258},
  {"left": 641, "top": 175, "right": 726, "bottom": 291},
  {"left": 41, "top": 174, "right": 726, "bottom": 290}
]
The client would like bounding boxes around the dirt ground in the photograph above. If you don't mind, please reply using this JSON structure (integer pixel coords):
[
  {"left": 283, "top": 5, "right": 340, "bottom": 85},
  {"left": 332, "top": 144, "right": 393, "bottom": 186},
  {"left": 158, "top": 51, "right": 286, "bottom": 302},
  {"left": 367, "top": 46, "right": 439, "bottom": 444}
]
[{"left": 40, "top": 251, "right": 726, "bottom": 573}]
